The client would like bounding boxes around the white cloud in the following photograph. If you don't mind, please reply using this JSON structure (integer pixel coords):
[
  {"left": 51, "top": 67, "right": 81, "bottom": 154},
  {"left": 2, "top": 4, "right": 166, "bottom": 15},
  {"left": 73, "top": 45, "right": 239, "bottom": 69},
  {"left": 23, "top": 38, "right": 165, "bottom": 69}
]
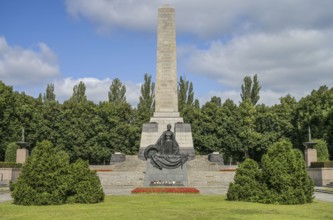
[
  {"left": 0, "top": 36, "right": 60, "bottom": 86},
  {"left": 183, "top": 29, "right": 333, "bottom": 104},
  {"left": 66, "top": 0, "right": 159, "bottom": 33},
  {"left": 54, "top": 77, "right": 141, "bottom": 106},
  {"left": 65, "top": 0, "right": 333, "bottom": 36}
]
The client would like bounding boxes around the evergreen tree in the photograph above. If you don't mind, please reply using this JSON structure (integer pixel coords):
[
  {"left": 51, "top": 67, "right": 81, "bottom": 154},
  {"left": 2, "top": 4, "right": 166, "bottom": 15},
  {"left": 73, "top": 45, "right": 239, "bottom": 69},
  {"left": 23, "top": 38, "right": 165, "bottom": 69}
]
[
  {"left": 227, "top": 159, "right": 264, "bottom": 202},
  {"left": 261, "top": 140, "right": 314, "bottom": 204},
  {"left": 12, "top": 141, "right": 70, "bottom": 205},
  {"left": 108, "top": 78, "right": 126, "bottom": 104},
  {"left": 11, "top": 141, "right": 105, "bottom": 205},
  {"left": 227, "top": 140, "right": 314, "bottom": 204}
]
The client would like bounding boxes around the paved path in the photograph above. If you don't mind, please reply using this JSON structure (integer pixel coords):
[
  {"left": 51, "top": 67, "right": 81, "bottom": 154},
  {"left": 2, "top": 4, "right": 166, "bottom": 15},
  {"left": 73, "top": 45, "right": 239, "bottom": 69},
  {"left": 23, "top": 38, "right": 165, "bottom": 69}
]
[{"left": 1, "top": 187, "right": 333, "bottom": 203}]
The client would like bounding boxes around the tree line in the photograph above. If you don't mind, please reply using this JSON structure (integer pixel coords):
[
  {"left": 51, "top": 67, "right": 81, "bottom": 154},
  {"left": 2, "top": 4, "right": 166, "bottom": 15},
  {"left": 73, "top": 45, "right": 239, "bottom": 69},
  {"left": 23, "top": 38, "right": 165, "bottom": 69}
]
[{"left": 0, "top": 74, "right": 332, "bottom": 164}]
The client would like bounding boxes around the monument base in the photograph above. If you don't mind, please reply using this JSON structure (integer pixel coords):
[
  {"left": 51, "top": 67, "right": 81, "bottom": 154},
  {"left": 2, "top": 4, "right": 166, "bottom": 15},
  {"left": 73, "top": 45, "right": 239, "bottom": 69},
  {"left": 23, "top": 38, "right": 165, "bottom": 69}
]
[
  {"left": 305, "top": 148, "right": 317, "bottom": 167},
  {"left": 138, "top": 113, "right": 195, "bottom": 160},
  {"left": 144, "top": 159, "right": 188, "bottom": 186},
  {"left": 16, "top": 148, "right": 29, "bottom": 164}
]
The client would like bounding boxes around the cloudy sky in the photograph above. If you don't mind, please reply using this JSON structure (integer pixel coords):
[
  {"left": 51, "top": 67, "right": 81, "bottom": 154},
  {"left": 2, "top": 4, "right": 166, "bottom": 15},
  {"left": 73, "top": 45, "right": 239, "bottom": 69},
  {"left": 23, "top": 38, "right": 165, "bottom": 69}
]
[{"left": 1, "top": 0, "right": 333, "bottom": 106}]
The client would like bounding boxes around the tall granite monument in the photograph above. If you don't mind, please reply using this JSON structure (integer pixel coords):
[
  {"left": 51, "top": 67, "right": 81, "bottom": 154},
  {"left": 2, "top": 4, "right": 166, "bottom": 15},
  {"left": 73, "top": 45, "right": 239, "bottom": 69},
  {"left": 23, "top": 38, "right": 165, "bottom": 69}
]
[{"left": 139, "top": 4, "right": 195, "bottom": 161}]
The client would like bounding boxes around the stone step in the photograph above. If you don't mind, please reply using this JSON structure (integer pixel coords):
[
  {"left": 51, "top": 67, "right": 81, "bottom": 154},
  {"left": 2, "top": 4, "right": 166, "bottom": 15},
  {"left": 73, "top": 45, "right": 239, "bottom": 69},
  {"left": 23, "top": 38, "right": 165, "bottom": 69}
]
[
  {"left": 93, "top": 155, "right": 236, "bottom": 188},
  {"left": 90, "top": 156, "right": 146, "bottom": 172},
  {"left": 325, "top": 182, "right": 333, "bottom": 187},
  {"left": 97, "top": 171, "right": 144, "bottom": 187},
  {"left": 188, "top": 171, "right": 235, "bottom": 187}
]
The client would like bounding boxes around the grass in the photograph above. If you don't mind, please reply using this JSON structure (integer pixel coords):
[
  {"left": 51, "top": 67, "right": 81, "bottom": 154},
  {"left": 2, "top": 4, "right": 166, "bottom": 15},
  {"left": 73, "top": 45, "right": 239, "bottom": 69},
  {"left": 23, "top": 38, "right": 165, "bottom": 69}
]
[{"left": 1, "top": 195, "right": 333, "bottom": 220}]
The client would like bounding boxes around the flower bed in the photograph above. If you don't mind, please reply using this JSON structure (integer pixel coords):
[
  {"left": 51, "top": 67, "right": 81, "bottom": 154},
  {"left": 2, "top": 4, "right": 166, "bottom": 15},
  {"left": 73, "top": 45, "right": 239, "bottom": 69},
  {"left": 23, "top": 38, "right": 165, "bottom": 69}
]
[{"left": 131, "top": 187, "right": 200, "bottom": 194}]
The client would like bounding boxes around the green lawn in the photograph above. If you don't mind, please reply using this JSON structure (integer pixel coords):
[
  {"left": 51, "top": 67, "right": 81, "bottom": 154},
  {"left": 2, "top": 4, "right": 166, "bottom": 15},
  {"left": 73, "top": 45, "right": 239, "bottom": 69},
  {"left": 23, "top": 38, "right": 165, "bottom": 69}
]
[{"left": 1, "top": 195, "right": 333, "bottom": 220}]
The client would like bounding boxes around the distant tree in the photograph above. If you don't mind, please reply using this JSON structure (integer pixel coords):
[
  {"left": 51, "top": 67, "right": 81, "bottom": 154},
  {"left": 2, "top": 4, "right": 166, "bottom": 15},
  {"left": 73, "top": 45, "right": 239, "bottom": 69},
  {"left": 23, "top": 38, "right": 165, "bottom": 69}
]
[
  {"left": 5, "top": 142, "right": 19, "bottom": 162},
  {"left": 194, "top": 99, "right": 200, "bottom": 109},
  {"left": 210, "top": 96, "right": 222, "bottom": 107},
  {"left": 313, "top": 139, "right": 329, "bottom": 162},
  {"left": 294, "top": 86, "right": 333, "bottom": 156},
  {"left": 137, "top": 74, "right": 155, "bottom": 123},
  {"left": 240, "top": 74, "right": 261, "bottom": 105},
  {"left": 43, "top": 83, "right": 56, "bottom": 102},
  {"left": 238, "top": 99, "right": 259, "bottom": 159},
  {"left": 108, "top": 78, "right": 126, "bottom": 104},
  {"left": 70, "top": 81, "right": 87, "bottom": 102},
  {"left": 178, "top": 76, "right": 194, "bottom": 112}
]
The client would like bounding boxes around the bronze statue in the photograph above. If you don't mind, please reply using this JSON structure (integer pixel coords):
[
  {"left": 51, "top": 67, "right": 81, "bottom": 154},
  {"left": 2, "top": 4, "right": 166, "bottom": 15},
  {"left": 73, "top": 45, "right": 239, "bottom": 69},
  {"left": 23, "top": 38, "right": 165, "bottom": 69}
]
[
  {"left": 144, "top": 124, "right": 188, "bottom": 169},
  {"left": 155, "top": 124, "right": 179, "bottom": 155}
]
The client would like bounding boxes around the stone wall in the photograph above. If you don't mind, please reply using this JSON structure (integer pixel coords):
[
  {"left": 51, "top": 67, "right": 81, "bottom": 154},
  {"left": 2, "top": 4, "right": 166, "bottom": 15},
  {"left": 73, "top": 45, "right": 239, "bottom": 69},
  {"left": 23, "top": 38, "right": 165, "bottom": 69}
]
[
  {"left": 0, "top": 168, "right": 21, "bottom": 184},
  {"left": 308, "top": 167, "right": 333, "bottom": 186}
]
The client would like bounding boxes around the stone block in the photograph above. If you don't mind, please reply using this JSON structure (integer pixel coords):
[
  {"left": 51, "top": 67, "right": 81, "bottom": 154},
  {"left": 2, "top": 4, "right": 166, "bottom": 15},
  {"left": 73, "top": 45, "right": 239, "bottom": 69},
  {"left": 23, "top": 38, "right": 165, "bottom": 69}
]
[
  {"left": 307, "top": 168, "right": 333, "bottom": 186},
  {"left": 16, "top": 148, "right": 29, "bottom": 164},
  {"left": 111, "top": 153, "right": 126, "bottom": 163},
  {"left": 208, "top": 152, "right": 224, "bottom": 164},
  {"left": 305, "top": 148, "right": 317, "bottom": 167},
  {"left": 144, "top": 160, "right": 188, "bottom": 186}
]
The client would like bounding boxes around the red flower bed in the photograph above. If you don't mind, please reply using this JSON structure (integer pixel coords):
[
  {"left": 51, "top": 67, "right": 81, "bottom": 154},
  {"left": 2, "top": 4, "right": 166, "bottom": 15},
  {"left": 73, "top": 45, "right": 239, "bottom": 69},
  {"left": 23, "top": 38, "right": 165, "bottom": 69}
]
[{"left": 131, "top": 187, "right": 200, "bottom": 194}]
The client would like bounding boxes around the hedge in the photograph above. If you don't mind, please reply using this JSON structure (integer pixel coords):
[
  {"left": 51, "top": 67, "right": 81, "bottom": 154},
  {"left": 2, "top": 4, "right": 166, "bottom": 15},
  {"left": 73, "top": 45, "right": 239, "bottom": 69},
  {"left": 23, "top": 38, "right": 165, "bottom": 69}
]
[
  {"left": 0, "top": 162, "right": 22, "bottom": 168},
  {"left": 310, "top": 161, "right": 333, "bottom": 168}
]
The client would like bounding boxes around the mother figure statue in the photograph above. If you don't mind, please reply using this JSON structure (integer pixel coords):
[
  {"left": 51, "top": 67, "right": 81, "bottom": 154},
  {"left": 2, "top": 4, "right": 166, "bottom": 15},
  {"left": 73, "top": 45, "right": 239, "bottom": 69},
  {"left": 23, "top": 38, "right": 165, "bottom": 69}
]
[{"left": 144, "top": 124, "right": 188, "bottom": 170}]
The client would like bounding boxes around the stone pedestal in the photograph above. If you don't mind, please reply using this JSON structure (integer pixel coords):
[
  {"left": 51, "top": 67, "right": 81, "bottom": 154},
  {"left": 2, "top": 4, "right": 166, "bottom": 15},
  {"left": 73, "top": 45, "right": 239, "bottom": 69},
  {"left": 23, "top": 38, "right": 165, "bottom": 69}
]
[
  {"left": 110, "top": 152, "right": 126, "bottom": 163},
  {"left": 138, "top": 114, "right": 195, "bottom": 160},
  {"left": 305, "top": 148, "right": 317, "bottom": 167},
  {"left": 144, "top": 160, "right": 188, "bottom": 186},
  {"left": 208, "top": 152, "right": 224, "bottom": 164},
  {"left": 16, "top": 148, "right": 29, "bottom": 164}
]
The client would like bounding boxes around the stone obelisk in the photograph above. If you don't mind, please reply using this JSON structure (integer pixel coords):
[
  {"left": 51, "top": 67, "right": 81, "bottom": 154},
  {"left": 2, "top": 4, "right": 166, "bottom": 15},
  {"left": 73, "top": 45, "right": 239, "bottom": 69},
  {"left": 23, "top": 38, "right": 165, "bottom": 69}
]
[
  {"left": 139, "top": 4, "right": 195, "bottom": 160},
  {"left": 155, "top": 5, "right": 178, "bottom": 114}
]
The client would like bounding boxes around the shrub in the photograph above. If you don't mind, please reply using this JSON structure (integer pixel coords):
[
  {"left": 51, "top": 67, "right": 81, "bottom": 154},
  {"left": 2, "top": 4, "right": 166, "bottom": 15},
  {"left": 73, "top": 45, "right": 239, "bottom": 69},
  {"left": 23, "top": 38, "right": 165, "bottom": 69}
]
[
  {"left": 11, "top": 141, "right": 105, "bottom": 205},
  {"left": 12, "top": 141, "right": 70, "bottom": 205},
  {"left": 66, "top": 159, "right": 104, "bottom": 203},
  {"left": 227, "top": 140, "right": 314, "bottom": 205},
  {"left": 5, "top": 142, "right": 19, "bottom": 162},
  {"left": 0, "top": 162, "right": 22, "bottom": 168},
  {"left": 227, "top": 159, "right": 265, "bottom": 202},
  {"left": 261, "top": 140, "right": 314, "bottom": 204},
  {"left": 313, "top": 139, "right": 329, "bottom": 162},
  {"left": 310, "top": 161, "right": 333, "bottom": 168}
]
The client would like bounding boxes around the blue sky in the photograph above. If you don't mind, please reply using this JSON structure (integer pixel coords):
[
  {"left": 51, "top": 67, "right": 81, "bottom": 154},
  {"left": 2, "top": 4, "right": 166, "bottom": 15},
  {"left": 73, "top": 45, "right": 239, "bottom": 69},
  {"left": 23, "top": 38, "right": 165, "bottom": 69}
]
[{"left": 1, "top": 0, "right": 333, "bottom": 106}]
